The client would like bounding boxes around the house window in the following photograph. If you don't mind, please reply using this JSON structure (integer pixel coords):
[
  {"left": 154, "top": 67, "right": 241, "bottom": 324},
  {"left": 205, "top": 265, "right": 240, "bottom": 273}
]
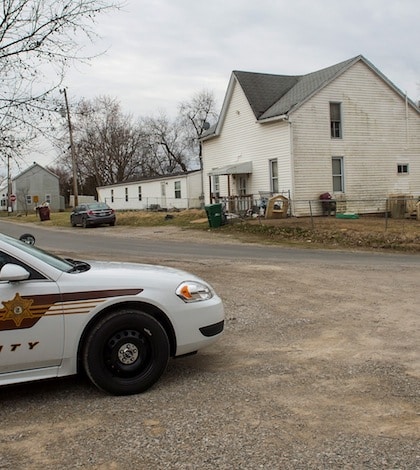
[
  {"left": 26, "top": 195, "right": 32, "bottom": 205},
  {"left": 269, "top": 159, "right": 278, "bottom": 193},
  {"left": 213, "top": 175, "right": 220, "bottom": 197},
  {"left": 397, "top": 164, "right": 409, "bottom": 174},
  {"left": 138, "top": 186, "right": 142, "bottom": 201},
  {"left": 332, "top": 157, "right": 344, "bottom": 192},
  {"left": 125, "top": 187, "right": 128, "bottom": 202},
  {"left": 111, "top": 189, "right": 114, "bottom": 203},
  {"left": 330, "top": 102, "right": 342, "bottom": 138},
  {"left": 45, "top": 194, "right": 51, "bottom": 204},
  {"left": 174, "top": 181, "right": 181, "bottom": 199}
]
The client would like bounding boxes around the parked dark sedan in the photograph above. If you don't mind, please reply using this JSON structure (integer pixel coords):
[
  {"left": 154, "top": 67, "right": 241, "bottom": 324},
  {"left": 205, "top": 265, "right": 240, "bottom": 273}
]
[{"left": 70, "top": 202, "right": 116, "bottom": 228}]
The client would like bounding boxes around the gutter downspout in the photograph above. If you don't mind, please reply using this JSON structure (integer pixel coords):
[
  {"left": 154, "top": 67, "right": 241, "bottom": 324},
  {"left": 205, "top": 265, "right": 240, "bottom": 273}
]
[{"left": 289, "top": 119, "right": 295, "bottom": 217}]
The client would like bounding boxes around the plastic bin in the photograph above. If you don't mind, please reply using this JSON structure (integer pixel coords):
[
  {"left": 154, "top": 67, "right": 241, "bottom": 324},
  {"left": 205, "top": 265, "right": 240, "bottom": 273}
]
[
  {"left": 38, "top": 206, "right": 50, "bottom": 221},
  {"left": 205, "top": 203, "right": 223, "bottom": 228}
]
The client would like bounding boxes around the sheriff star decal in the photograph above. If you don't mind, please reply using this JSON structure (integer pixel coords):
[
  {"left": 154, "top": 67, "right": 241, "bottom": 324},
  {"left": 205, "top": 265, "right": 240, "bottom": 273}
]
[
  {"left": 0, "top": 289, "right": 143, "bottom": 331},
  {"left": 2, "top": 293, "right": 35, "bottom": 327}
]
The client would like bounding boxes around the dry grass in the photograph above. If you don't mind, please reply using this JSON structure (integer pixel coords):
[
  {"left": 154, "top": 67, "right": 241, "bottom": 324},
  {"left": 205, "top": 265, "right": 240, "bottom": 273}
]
[{"left": 223, "top": 214, "right": 420, "bottom": 252}]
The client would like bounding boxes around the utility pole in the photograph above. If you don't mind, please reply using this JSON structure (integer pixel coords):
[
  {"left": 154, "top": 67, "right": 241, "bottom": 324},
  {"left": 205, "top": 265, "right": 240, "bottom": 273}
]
[
  {"left": 7, "top": 155, "right": 12, "bottom": 215},
  {"left": 60, "top": 88, "right": 79, "bottom": 207}
]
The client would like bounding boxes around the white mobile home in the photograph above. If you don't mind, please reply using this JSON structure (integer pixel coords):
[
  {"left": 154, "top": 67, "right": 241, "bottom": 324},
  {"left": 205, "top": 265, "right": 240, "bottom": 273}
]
[{"left": 97, "top": 170, "right": 203, "bottom": 211}]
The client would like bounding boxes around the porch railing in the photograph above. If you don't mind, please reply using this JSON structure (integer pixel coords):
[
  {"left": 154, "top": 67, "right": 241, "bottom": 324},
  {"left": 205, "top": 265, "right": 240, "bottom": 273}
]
[{"left": 211, "top": 194, "right": 255, "bottom": 215}]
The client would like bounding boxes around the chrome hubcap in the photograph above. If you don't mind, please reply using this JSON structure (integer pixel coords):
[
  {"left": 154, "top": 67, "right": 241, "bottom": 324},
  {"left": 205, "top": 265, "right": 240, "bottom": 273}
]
[{"left": 117, "top": 342, "right": 139, "bottom": 365}]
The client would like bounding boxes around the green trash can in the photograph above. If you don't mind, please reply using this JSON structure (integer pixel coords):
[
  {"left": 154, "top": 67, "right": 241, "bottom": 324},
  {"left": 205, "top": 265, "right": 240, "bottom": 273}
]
[{"left": 205, "top": 203, "right": 223, "bottom": 228}]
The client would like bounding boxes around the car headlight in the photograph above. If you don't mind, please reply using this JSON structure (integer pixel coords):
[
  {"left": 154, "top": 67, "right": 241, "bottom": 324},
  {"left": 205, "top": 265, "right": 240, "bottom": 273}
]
[{"left": 176, "top": 281, "right": 213, "bottom": 302}]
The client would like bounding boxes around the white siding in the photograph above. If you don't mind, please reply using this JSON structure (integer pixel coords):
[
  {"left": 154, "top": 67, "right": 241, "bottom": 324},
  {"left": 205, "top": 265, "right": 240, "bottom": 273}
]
[
  {"left": 97, "top": 172, "right": 202, "bottom": 210},
  {"left": 202, "top": 79, "right": 292, "bottom": 205},
  {"left": 291, "top": 61, "right": 420, "bottom": 215}
]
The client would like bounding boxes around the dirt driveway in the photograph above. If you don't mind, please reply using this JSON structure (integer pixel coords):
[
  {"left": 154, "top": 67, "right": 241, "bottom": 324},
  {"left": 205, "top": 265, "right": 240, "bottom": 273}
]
[{"left": 0, "top": 227, "right": 419, "bottom": 469}]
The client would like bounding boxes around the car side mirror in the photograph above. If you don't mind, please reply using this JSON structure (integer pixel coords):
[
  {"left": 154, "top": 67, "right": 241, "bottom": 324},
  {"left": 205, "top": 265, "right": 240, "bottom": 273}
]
[{"left": 0, "top": 264, "right": 30, "bottom": 281}]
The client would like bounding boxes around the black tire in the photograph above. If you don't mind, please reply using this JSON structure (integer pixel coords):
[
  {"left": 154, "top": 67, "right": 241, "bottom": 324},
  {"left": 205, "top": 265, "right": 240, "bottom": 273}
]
[
  {"left": 110, "top": 220, "right": 115, "bottom": 226},
  {"left": 82, "top": 310, "right": 170, "bottom": 395},
  {"left": 19, "top": 233, "right": 36, "bottom": 245},
  {"left": 70, "top": 217, "right": 77, "bottom": 227}
]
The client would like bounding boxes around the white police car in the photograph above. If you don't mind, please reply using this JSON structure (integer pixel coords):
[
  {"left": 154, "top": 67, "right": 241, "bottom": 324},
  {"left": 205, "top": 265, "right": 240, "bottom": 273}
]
[{"left": 0, "top": 233, "right": 224, "bottom": 395}]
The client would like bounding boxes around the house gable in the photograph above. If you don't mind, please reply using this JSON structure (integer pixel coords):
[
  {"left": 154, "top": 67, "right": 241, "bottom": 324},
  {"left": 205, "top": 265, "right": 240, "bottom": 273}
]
[{"left": 203, "top": 55, "right": 419, "bottom": 140}]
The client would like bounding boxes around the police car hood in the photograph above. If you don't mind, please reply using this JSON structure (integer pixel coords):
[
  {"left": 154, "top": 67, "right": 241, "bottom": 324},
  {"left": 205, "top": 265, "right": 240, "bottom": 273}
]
[{"left": 71, "top": 260, "right": 201, "bottom": 286}]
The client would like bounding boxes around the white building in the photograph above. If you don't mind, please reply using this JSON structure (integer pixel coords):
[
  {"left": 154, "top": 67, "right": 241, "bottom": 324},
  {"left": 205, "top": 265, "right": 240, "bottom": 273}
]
[
  {"left": 201, "top": 55, "right": 420, "bottom": 216},
  {"left": 96, "top": 170, "right": 203, "bottom": 211}
]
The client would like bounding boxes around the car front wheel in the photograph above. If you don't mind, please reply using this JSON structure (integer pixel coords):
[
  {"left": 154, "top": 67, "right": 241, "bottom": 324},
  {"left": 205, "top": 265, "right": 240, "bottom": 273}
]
[{"left": 82, "top": 310, "right": 170, "bottom": 395}]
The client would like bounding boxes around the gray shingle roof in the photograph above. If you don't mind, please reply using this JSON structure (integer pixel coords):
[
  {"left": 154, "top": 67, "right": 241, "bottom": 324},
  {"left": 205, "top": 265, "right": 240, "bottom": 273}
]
[
  {"left": 233, "top": 71, "right": 300, "bottom": 119},
  {"left": 234, "top": 56, "right": 359, "bottom": 120}
]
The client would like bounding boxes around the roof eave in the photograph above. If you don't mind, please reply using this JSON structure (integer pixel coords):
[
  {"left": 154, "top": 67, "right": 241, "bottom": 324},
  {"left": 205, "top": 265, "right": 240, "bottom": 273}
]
[{"left": 258, "top": 114, "right": 290, "bottom": 124}]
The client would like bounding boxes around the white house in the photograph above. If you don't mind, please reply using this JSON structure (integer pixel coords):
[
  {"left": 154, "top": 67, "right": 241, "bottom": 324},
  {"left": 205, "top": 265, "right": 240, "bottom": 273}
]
[
  {"left": 96, "top": 170, "right": 203, "bottom": 211},
  {"left": 1, "top": 162, "right": 61, "bottom": 212},
  {"left": 201, "top": 55, "right": 420, "bottom": 217}
]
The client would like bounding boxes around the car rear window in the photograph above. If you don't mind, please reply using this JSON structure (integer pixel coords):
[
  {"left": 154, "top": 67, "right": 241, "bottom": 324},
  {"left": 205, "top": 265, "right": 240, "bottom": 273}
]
[{"left": 89, "top": 203, "right": 110, "bottom": 210}]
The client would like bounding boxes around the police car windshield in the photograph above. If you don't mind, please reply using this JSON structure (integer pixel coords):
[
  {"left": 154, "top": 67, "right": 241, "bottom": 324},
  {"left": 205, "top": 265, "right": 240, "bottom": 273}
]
[{"left": 2, "top": 234, "right": 74, "bottom": 272}]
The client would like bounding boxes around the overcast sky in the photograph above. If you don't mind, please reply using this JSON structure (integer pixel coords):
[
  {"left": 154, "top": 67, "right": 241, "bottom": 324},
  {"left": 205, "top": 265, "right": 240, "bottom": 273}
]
[
  {"left": 64, "top": 0, "right": 419, "bottom": 118},
  {"left": 19, "top": 0, "right": 419, "bottom": 169}
]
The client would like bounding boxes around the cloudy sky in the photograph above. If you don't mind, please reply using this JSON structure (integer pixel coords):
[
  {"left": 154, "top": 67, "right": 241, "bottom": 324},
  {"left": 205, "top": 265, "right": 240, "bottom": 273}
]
[
  {"left": 65, "top": 0, "right": 419, "bottom": 118},
  {"left": 16, "top": 0, "right": 418, "bottom": 169}
]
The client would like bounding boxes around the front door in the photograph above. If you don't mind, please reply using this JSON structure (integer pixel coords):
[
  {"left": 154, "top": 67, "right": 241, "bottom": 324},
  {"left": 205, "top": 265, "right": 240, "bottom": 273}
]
[
  {"left": 160, "top": 182, "right": 167, "bottom": 209},
  {"left": 236, "top": 176, "right": 248, "bottom": 212}
]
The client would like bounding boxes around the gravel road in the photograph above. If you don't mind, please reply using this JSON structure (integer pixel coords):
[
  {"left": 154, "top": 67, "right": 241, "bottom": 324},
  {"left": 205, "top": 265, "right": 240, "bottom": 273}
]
[{"left": 0, "top": 227, "right": 419, "bottom": 469}]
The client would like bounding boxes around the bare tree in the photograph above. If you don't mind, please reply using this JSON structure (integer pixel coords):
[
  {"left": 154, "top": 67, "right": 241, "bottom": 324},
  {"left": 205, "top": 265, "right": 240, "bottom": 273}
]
[
  {"left": 47, "top": 163, "right": 72, "bottom": 204},
  {"left": 54, "top": 89, "right": 219, "bottom": 195},
  {"left": 138, "top": 91, "right": 218, "bottom": 177},
  {"left": 0, "top": 0, "right": 119, "bottom": 159},
  {"left": 178, "top": 89, "right": 219, "bottom": 167},
  {"left": 67, "top": 96, "right": 145, "bottom": 193},
  {"left": 141, "top": 113, "right": 190, "bottom": 175}
]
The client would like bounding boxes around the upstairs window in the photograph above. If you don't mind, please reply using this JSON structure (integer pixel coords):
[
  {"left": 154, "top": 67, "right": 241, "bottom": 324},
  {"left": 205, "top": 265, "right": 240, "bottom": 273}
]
[
  {"left": 330, "top": 102, "right": 342, "bottom": 138},
  {"left": 111, "top": 189, "right": 114, "bottom": 203},
  {"left": 397, "top": 164, "right": 409, "bottom": 174},
  {"left": 125, "top": 187, "right": 128, "bottom": 202},
  {"left": 138, "top": 186, "right": 142, "bottom": 201}
]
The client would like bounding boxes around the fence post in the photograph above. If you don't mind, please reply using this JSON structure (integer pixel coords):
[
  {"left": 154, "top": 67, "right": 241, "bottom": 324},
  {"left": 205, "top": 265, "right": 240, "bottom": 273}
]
[{"left": 309, "top": 200, "right": 314, "bottom": 229}]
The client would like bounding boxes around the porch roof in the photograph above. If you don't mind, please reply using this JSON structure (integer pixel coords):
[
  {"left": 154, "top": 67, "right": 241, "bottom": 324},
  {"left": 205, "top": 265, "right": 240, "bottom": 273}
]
[{"left": 208, "top": 161, "right": 252, "bottom": 176}]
